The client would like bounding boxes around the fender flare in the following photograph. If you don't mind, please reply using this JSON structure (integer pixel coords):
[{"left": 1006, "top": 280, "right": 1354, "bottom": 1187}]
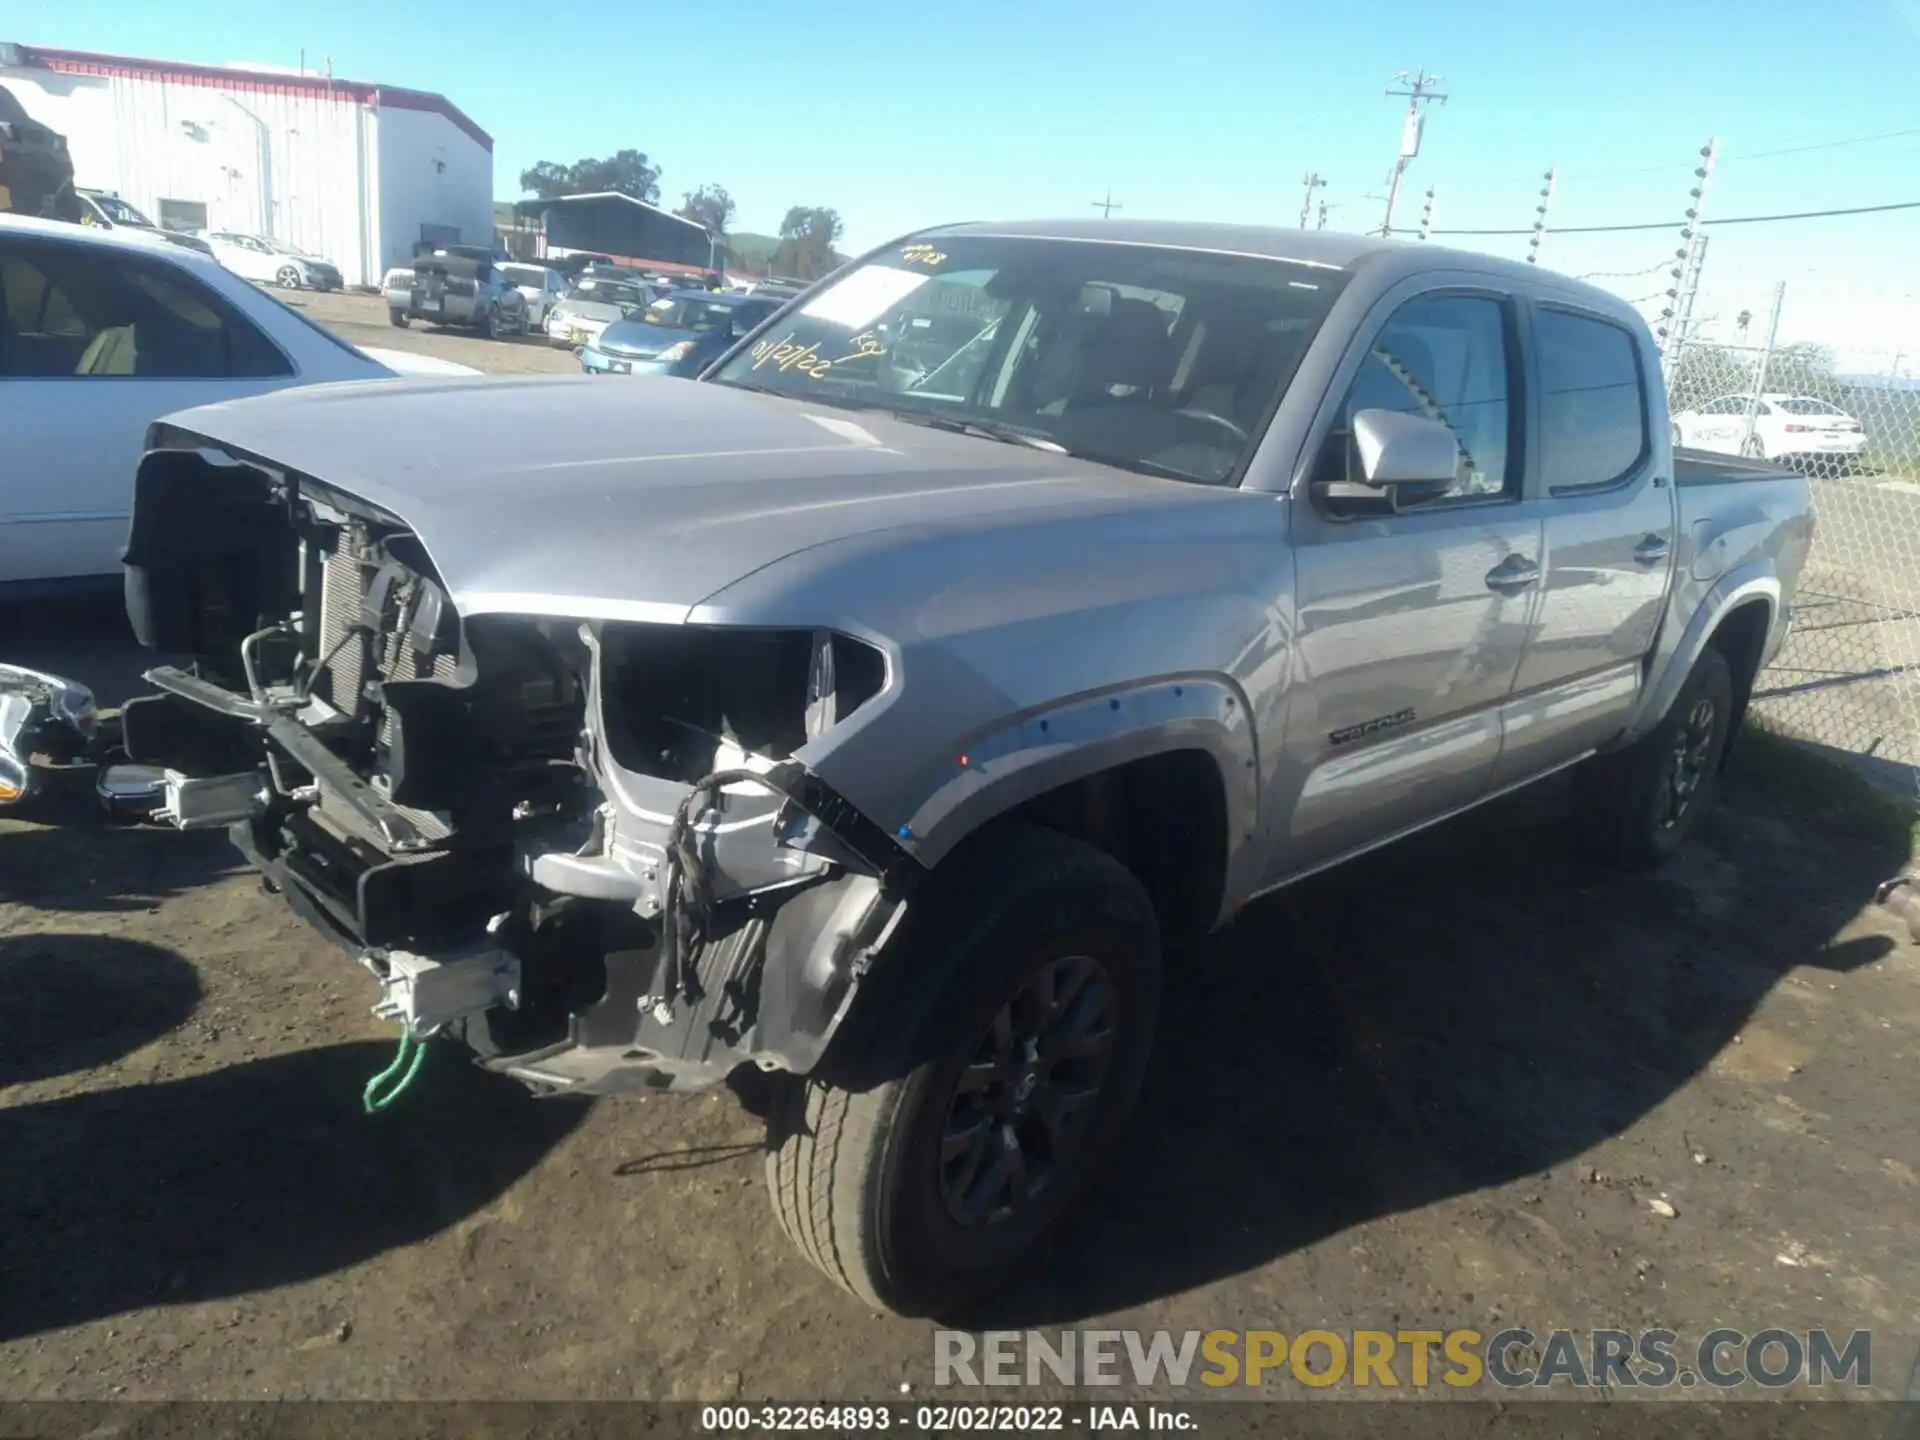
[
  {"left": 896, "top": 674, "right": 1260, "bottom": 891},
  {"left": 1621, "top": 566, "right": 1781, "bottom": 745}
]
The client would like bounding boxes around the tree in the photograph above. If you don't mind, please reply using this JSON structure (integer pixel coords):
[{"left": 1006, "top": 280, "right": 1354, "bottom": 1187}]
[
  {"left": 772, "top": 206, "right": 844, "bottom": 281},
  {"left": 1765, "top": 342, "right": 1838, "bottom": 398},
  {"left": 519, "top": 150, "right": 662, "bottom": 204},
  {"left": 675, "top": 184, "right": 735, "bottom": 237}
]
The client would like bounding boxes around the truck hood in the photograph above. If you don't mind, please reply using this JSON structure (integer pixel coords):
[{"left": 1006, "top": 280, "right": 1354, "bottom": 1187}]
[{"left": 155, "top": 375, "right": 1179, "bottom": 623}]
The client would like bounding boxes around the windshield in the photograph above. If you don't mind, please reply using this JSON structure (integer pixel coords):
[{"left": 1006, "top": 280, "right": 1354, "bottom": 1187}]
[
  {"left": 566, "top": 277, "right": 648, "bottom": 309},
  {"left": 91, "top": 195, "right": 154, "bottom": 227},
  {"left": 1775, "top": 397, "right": 1847, "bottom": 416},
  {"left": 500, "top": 266, "right": 547, "bottom": 289},
  {"left": 708, "top": 234, "right": 1348, "bottom": 485},
  {"left": 642, "top": 296, "right": 738, "bottom": 332}
]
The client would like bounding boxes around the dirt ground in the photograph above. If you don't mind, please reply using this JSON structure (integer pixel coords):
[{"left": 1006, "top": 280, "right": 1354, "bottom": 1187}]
[{"left": 2, "top": 303, "right": 1917, "bottom": 1408}]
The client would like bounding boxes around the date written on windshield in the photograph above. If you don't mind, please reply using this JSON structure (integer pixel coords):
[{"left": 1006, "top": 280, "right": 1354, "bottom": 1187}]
[
  {"left": 750, "top": 330, "right": 887, "bottom": 378},
  {"left": 900, "top": 244, "right": 947, "bottom": 265}
]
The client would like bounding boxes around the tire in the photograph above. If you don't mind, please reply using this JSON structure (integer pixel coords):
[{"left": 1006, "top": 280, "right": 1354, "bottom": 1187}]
[
  {"left": 1741, "top": 434, "right": 1767, "bottom": 461},
  {"left": 276, "top": 265, "right": 302, "bottom": 290},
  {"left": 474, "top": 304, "right": 496, "bottom": 341},
  {"left": 1670, "top": 424, "right": 1683, "bottom": 451},
  {"left": 1572, "top": 645, "right": 1736, "bottom": 871},
  {"left": 764, "top": 824, "right": 1162, "bottom": 1315},
  {"left": 388, "top": 309, "right": 409, "bottom": 329}
]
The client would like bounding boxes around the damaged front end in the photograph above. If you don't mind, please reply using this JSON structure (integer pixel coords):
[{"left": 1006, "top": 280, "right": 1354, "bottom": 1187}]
[{"left": 73, "top": 439, "right": 921, "bottom": 1097}]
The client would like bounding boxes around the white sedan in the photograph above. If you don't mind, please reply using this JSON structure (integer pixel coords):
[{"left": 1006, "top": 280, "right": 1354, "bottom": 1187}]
[
  {"left": 0, "top": 213, "right": 477, "bottom": 592},
  {"left": 1671, "top": 392, "right": 1867, "bottom": 465},
  {"left": 201, "top": 230, "right": 344, "bottom": 291}
]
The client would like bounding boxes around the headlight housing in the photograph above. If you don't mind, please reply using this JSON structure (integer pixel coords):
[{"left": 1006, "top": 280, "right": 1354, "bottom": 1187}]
[{"left": 657, "top": 340, "right": 697, "bottom": 363}]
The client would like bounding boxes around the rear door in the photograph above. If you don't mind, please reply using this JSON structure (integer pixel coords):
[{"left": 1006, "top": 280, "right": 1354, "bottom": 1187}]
[
  {"left": 1492, "top": 302, "right": 1672, "bottom": 787},
  {"left": 1276, "top": 286, "right": 1541, "bottom": 875},
  {"left": 0, "top": 234, "right": 297, "bottom": 585}
]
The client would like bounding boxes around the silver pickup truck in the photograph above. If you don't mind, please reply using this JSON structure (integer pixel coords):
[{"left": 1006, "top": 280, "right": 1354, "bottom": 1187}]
[{"left": 0, "top": 220, "right": 1813, "bottom": 1315}]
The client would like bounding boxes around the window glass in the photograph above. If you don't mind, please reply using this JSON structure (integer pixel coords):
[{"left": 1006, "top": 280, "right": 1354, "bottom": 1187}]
[
  {"left": 1315, "top": 293, "right": 1513, "bottom": 502},
  {"left": 710, "top": 236, "right": 1349, "bottom": 487},
  {"left": 1776, "top": 397, "right": 1844, "bottom": 416},
  {"left": 0, "top": 240, "right": 293, "bottom": 379},
  {"left": 1537, "top": 309, "right": 1647, "bottom": 490}
]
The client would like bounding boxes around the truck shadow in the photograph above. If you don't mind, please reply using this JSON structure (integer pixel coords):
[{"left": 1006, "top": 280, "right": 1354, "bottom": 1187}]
[
  {"left": 0, "top": 1042, "right": 587, "bottom": 1342},
  {"left": 986, "top": 751, "right": 1903, "bottom": 1326}
]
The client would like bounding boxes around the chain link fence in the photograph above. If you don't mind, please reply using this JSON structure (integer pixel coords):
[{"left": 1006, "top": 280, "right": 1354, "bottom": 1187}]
[{"left": 1664, "top": 328, "right": 1920, "bottom": 800}]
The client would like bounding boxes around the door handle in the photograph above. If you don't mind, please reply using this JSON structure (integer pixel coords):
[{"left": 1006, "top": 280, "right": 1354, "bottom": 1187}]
[
  {"left": 1485, "top": 555, "right": 1541, "bottom": 593},
  {"left": 1633, "top": 534, "right": 1671, "bottom": 565}
]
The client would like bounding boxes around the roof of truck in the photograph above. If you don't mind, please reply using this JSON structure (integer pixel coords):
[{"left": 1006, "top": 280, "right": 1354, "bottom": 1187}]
[{"left": 912, "top": 217, "right": 1641, "bottom": 317}]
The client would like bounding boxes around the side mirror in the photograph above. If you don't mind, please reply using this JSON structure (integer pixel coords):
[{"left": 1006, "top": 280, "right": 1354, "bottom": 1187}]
[{"left": 1351, "top": 409, "right": 1460, "bottom": 488}]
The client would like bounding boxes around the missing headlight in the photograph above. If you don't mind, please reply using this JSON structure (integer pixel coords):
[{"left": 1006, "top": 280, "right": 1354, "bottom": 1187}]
[{"left": 599, "top": 625, "right": 886, "bottom": 784}]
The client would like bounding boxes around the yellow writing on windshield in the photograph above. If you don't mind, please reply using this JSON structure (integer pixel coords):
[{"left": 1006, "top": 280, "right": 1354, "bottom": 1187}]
[
  {"left": 751, "top": 334, "right": 833, "bottom": 378},
  {"left": 901, "top": 244, "right": 947, "bottom": 266},
  {"left": 830, "top": 330, "right": 887, "bottom": 364}
]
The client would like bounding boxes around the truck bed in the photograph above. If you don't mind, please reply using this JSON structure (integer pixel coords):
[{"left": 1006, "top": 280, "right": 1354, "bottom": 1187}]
[{"left": 1674, "top": 447, "right": 1797, "bottom": 487}]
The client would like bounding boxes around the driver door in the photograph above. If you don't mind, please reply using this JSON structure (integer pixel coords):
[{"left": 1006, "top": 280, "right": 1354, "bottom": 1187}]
[{"left": 1271, "top": 287, "right": 1541, "bottom": 879}]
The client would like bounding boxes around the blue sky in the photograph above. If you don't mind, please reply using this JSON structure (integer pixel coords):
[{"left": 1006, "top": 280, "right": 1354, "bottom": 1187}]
[{"left": 14, "top": 0, "right": 1920, "bottom": 361}]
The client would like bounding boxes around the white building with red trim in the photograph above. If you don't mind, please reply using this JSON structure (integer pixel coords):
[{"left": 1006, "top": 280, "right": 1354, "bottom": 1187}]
[{"left": 0, "top": 42, "right": 493, "bottom": 288}]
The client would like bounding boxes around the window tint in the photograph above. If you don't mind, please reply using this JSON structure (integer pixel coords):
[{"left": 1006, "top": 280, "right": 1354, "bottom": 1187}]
[
  {"left": 1537, "top": 309, "right": 1647, "bottom": 490},
  {"left": 0, "top": 241, "right": 293, "bottom": 379},
  {"left": 1315, "top": 293, "right": 1514, "bottom": 502}
]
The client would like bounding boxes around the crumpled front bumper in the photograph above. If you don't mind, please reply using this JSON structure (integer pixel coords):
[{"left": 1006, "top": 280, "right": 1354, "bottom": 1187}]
[{"left": 0, "top": 664, "right": 100, "bottom": 805}]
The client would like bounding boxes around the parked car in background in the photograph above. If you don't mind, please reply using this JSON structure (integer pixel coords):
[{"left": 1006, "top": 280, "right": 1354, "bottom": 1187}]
[
  {"left": 70, "top": 189, "right": 216, "bottom": 257},
  {"left": 0, "top": 213, "right": 477, "bottom": 592},
  {"left": 738, "top": 276, "right": 805, "bottom": 301},
  {"left": 579, "top": 289, "right": 784, "bottom": 376},
  {"left": 15, "top": 220, "right": 1812, "bottom": 1315},
  {"left": 550, "top": 252, "right": 615, "bottom": 282},
  {"left": 200, "top": 230, "right": 342, "bottom": 290},
  {"left": 498, "top": 262, "right": 566, "bottom": 333},
  {"left": 383, "top": 249, "right": 525, "bottom": 338},
  {"left": 1671, "top": 392, "right": 1868, "bottom": 468},
  {"left": 544, "top": 271, "right": 652, "bottom": 349}
]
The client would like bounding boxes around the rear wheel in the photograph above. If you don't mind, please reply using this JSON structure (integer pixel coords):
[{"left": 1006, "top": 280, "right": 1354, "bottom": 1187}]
[
  {"left": 474, "top": 304, "right": 496, "bottom": 340},
  {"left": 1572, "top": 645, "right": 1735, "bottom": 870},
  {"left": 388, "top": 309, "right": 409, "bottom": 328},
  {"left": 765, "top": 824, "right": 1161, "bottom": 1315}
]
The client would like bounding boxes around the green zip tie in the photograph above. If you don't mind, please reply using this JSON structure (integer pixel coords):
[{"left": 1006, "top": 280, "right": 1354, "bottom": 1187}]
[{"left": 362, "top": 1023, "right": 428, "bottom": 1113}]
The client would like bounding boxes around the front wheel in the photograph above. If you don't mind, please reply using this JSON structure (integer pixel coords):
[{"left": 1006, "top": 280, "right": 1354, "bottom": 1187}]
[
  {"left": 1741, "top": 434, "right": 1768, "bottom": 461},
  {"left": 764, "top": 824, "right": 1162, "bottom": 1315},
  {"left": 276, "top": 265, "right": 303, "bottom": 289},
  {"left": 474, "top": 305, "right": 496, "bottom": 340},
  {"left": 1572, "top": 645, "right": 1735, "bottom": 870},
  {"left": 388, "top": 309, "right": 409, "bottom": 328}
]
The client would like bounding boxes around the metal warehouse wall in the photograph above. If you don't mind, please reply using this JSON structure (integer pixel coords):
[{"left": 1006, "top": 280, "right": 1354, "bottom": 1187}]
[
  {"left": 0, "top": 65, "right": 378, "bottom": 284},
  {"left": 371, "top": 103, "right": 493, "bottom": 277}
]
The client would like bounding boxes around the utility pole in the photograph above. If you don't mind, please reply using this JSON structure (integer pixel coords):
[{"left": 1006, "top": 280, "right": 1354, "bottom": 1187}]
[
  {"left": 1300, "top": 172, "right": 1326, "bottom": 229},
  {"left": 1316, "top": 200, "right": 1329, "bottom": 231},
  {"left": 1526, "top": 168, "right": 1556, "bottom": 264},
  {"left": 1379, "top": 67, "right": 1447, "bottom": 236},
  {"left": 1738, "top": 282, "right": 1786, "bottom": 456},
  {"left": 1091, "top": 189, "right": 1122, "bottom": 219}
]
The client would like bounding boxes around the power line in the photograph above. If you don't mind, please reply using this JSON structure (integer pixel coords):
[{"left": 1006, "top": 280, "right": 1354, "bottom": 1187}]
[{"left": 1432, "top": 197, "right": 1920, "bottom": 237}]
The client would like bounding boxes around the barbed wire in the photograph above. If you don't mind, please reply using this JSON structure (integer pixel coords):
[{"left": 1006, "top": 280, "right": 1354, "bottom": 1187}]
[
  {"left": 1576, "top": 260, "right": 1675, "bottom": 281},
  {"left": 1433, "top": 197, "right": 1920, "bottom": 237}
]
